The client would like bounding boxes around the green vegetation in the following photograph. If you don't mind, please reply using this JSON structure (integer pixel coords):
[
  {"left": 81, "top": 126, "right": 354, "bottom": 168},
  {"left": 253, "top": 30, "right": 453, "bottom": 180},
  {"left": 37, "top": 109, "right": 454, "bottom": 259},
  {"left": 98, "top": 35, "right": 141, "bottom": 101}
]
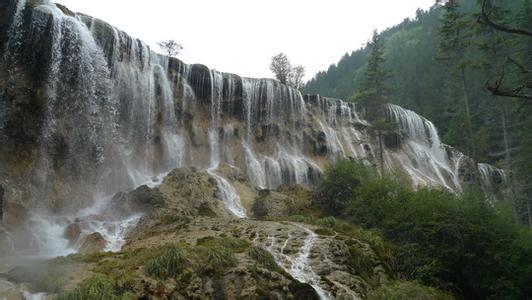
[
  {"left": 248, "top": 246, "right": 279, "bottom": 271},
  {"left": 206, "top": 247, "right": 237, "bottom": 271},
  {"left": 57, "top": 274, "right": 134, "bottom": 300},
  {"left": 367, "top": 280, "right": 452, "bottom": 300},
  {"left": 317, "top": 159, "right": 532, "bottom": 299},
  {"left": 144, "top": 245, "right": 188, "bottom": 278},
  {"left": 306, "top": 0, "right": 532, "bottom": 224}
]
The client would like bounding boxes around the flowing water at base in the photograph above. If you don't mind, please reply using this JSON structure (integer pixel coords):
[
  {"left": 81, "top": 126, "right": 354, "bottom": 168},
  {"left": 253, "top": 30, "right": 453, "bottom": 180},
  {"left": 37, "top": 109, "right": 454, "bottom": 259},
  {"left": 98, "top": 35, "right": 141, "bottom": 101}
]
[{"left": 265, "top": 223, "right": 330, "bottom": 300}]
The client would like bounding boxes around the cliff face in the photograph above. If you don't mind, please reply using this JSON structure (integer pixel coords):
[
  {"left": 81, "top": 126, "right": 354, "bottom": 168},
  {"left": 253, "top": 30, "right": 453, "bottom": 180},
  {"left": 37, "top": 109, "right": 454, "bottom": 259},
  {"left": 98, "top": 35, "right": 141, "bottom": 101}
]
[
  {"left": 0, "top": 0, "right": 502, "bottom": 216},
  {"left": 0, "top": 1, "right": 508, "bottom": 298}
]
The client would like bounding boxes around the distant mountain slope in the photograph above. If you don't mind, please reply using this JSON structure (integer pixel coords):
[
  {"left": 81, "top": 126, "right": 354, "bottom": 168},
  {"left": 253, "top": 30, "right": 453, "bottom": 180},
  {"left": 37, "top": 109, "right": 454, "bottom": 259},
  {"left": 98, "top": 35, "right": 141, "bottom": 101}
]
[{"left": 305, "top": 5, "right": 445, "bottom": 124}]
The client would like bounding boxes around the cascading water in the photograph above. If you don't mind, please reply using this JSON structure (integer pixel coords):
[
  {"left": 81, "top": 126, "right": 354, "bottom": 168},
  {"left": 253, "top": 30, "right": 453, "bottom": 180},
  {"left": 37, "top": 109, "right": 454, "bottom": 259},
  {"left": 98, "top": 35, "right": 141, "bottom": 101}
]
[
  {"left": 264, "top": 223, "right": 331, "bottom": 300},
  {"left": 0, "top": 4, "right": 506, "bottom": 298}
]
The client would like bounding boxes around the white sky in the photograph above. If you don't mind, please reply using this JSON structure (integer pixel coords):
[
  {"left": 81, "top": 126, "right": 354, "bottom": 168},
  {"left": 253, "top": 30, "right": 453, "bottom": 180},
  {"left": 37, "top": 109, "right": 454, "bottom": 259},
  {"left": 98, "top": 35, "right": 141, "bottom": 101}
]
[{"left": 59, "top": 0, "right": 434, "bottom": 80}]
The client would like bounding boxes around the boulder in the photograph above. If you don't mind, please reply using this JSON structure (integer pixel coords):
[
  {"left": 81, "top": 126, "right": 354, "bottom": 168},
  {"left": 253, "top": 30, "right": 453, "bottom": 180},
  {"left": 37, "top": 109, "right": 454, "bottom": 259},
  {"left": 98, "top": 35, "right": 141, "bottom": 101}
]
[
  {"left": 252, "top": 189, "right": 294, "bottom": 219},
  {"left": 77, "top": 232, "right": 107, "bottom": 254},
  {"left": 107, "top": 185, "right": 164, "bottom": 219},
  {"left": 63, "top": 223, "right": 81, "bottom": 246}
]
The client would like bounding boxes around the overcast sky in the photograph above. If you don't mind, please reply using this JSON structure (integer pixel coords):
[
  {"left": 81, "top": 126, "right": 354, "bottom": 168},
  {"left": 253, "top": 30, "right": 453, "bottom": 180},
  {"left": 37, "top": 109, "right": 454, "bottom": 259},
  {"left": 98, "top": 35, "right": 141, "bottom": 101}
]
[{"left": 59, "top": 0, "right": 435, "bottom": 80}]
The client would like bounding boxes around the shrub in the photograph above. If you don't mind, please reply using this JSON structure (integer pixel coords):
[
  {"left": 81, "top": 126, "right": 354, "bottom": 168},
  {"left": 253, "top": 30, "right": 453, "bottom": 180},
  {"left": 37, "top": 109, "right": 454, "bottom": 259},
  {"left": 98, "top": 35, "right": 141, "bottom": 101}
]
[
  {"left": 56, "top": 274, "right": 133, "bottom": 300},
  {"left": 318, "top": 159, "right": 373, "bottom": 214},
  {"left": 206, "top": 247, "right": 236, "bottom": 271},
  {"left": 144, "top": 245, "right": 187, "bottom": 278}
]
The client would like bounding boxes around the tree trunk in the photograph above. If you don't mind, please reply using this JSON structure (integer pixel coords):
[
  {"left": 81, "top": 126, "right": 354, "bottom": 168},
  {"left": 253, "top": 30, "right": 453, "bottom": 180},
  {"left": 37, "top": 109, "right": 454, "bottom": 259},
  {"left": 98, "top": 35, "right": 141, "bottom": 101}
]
[
  {"left": 378, "top": 131, "right": 384, "bottom": 175},
  {"left": 460, "top": 69, "right": 475, "bottom": 174},
  {"left": 501, "top": 102, "right": 519, "bottom": 222}
]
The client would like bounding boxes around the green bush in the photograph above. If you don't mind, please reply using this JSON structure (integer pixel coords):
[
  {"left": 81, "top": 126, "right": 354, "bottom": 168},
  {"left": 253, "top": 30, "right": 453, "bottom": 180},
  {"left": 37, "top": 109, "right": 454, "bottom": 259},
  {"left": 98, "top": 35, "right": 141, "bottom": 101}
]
[
  {"left": 56, "top": 274, "right": 133, "bottom": 300},
  {"left": 318, "top": 160, "right": 532, "bottom": 299},
  {"left": 206, "top": 247, "right": 236, "bottom": 271},
  {"left": 318, "top": 159, "right": 373, "bottom": 214},
  {"left": 144, "top": 245, "right": 187, "bottom": 278}
]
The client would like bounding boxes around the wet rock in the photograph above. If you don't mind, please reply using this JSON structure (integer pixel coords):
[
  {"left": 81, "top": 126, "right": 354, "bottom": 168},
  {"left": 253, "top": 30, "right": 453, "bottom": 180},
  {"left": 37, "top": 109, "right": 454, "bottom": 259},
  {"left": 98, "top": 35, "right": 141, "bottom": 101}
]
[
  {"left": 108, "top": 185, "right": 164, "bottom": 218},
  {"left": 77, "top": 232, "right": 107, "bottom": 254},
  {"left": 63, "top": 223, "right": 81, "bottom": 246},
  {"left": 0, "top": 226, "right": 14, "bottom": 256},
  {"left": 2, "top": 202, "right": 28, "bottom": 229}
]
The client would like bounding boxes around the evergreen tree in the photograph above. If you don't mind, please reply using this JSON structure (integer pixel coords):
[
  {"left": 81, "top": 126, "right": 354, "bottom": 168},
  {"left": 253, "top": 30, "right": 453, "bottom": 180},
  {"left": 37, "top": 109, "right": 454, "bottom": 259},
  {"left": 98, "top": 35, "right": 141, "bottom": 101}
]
[
  {"left": 352, "top": 30, "right": 396, "bottom": 172},
  {"left": 352, "top": 30, "right": 391, "bottom": 120}
]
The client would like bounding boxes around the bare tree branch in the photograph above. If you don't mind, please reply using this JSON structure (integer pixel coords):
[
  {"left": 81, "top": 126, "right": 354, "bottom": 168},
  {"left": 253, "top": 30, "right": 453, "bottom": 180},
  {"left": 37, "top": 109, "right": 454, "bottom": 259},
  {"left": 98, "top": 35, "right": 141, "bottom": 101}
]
[{"left": 479, "top": 0, "right": 532, "bottom": 37}]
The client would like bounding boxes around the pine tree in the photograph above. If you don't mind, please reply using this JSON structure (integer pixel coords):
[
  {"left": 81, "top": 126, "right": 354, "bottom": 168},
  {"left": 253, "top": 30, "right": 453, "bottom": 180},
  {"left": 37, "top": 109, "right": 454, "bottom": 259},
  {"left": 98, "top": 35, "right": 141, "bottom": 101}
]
[
  {"left": 437, "top": 0, "right": 478, "bottom": 173},
  {"left": 352, "top": 30, "right": 396, "bottom": 173}
]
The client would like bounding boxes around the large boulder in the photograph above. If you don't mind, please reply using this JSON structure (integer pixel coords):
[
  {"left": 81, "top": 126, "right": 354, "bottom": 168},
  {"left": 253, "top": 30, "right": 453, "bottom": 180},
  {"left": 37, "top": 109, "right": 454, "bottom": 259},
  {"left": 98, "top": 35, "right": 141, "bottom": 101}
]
[
  {"left": 107, "top": 185, "right": 164, "bottom": 219},
  {"left": 63, "top": 223, "right": 81, "bottom": 247},
  {"left": 77, "top": 232, "right": 107, "bottom": 254}
]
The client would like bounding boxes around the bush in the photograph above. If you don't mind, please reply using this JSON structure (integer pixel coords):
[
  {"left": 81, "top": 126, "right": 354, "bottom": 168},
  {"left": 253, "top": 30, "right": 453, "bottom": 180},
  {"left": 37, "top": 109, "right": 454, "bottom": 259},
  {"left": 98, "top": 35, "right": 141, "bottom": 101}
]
[
  {"left": 56, "top": 274, "right": 133, "bottom": 300},
  {"left": 318, "top": 159, "right": 373, "bottom": 214},
  {"left": 318, "top": 160, "right": 532, "bottom": 299},
  {"left": 144, "top": 245, "right": 187, "bottom": 278},
  {"left": 206, "top": 247, "right": 236, "bottom": 271}
]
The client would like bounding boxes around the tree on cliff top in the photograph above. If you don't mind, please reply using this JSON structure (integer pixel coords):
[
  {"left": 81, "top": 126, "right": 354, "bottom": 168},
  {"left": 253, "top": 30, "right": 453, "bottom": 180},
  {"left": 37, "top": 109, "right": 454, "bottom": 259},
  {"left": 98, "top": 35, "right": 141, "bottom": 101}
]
[
  {"left": 158, "top": 40, "right": 183, "bottom": 57},
  {"left": 269, "top": 53, "right": 306, "bottom": 90},
  {"left": 270, "top": 53, "right": 292, "bottom": 85},
  {"left": 352, "top": 30, "right": 392, "bottom": 120}
]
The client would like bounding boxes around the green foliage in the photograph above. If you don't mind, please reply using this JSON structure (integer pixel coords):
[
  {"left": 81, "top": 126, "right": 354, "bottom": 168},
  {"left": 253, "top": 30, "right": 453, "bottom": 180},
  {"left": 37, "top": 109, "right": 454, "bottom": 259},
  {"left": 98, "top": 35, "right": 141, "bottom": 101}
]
[
  {"left": 352, "top": 30, "right": 392, "bottom": 120},
  {"left": 318, "top": 159, "right": 374, "bottom": 214},
  {"left": 56, "top": 274, "right": 133, "bottom": 300},
  {"left": 196, "top": 236, "right": 250, "bottom": 253},
  {"left": 206, "top": 247, "right": 237, "bottom": 271},
  {"left": 306, "top": 0, "right": 532, "bottom": 222},
  {"left": 318, "top": 160, "right": 532, "bottom": 299},
  {"left": 144, "top": 245, "right": 188, "bottom": 278},
  {"left": 367, "top": 280, "right": 452, "bottom": 300},
  {"left": 248, "top": 246, "right": 278, "bottom": 271},
  {"left": 346, "top": 243, "right": 376, "bottom": 281}
]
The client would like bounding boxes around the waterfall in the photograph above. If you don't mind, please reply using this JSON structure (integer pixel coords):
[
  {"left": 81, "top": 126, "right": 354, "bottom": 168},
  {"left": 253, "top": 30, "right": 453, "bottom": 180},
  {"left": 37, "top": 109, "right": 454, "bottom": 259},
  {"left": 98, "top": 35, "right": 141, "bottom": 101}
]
[
  {"left": 265, "top": 223, "right": 331, "bottom": 300},
  {"left": 0, "top": 0, "right": 503, "bottom": 261}
]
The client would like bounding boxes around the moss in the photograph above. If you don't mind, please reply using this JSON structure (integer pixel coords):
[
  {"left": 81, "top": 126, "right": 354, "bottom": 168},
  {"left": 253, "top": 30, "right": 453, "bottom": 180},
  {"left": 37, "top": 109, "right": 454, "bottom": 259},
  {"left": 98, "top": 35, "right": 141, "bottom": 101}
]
[
  {"left": 248, "top": 246, "right": 279, "bottom": 271},
  {"left": 198, "top": 202, "right": 217, "bottom": 217},
  {"left": 196, "top": 236, "right": 250, "bottom": 253},
  {"left": 314, "top": 227, "right": 335, "bottom": 236},
  {"left": 288, "top": 279, "right": 320, "bottom": 300},
  {"left": 367, "top": 280, "right": 453, "bottom": 300}
]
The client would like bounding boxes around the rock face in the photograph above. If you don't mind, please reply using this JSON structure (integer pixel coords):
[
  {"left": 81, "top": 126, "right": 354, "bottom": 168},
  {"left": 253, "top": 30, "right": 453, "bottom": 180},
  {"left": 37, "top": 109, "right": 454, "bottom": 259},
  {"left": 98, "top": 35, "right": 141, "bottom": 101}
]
[
  {"left": 0, "top": 0, "right": 502, "bottom": 218},
  {"left": 252, "top": 189, "right": 295, "bottom": 219}
]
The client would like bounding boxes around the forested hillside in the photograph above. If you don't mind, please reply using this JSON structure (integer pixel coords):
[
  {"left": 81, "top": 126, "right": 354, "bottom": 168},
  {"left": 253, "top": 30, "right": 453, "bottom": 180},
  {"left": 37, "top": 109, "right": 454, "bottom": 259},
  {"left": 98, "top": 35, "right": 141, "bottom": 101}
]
[{"left": 305, "top": 0, "right": 532, "bottom": 226}]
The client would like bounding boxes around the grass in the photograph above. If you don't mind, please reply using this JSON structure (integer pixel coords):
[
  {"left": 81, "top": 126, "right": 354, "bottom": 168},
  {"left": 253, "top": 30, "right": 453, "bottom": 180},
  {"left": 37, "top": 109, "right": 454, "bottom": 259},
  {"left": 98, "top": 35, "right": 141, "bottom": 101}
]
[
  {"left": 206, "top": 247, "right": 236, "bottom": 271},
  {"left": 248, "top": 246, "right": 279, "bottom": 271},
  {"left": 56, "top": 274, "right": 135, "bottom": 300},
  {"left": 144, "top": 245, "right": 188, "bottom": 278}
]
